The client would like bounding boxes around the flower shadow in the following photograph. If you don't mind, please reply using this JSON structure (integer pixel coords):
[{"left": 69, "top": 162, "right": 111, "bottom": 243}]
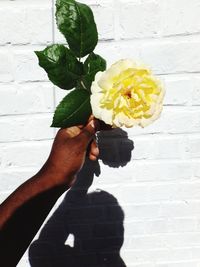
[
  {"left": 97, "top": 128, "right": 134, "bottom": 168},
  {"left": 29, "top": 129, "right": 134, "bottom": 267}
]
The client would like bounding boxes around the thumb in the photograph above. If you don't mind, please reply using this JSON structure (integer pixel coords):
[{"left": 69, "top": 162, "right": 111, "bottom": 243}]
[{"left": 76, "top": 119, "right": 98, "bottom": 147}]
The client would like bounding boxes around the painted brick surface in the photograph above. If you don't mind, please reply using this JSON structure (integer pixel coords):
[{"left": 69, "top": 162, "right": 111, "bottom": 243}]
[{"left": 0, "top": 0, "right": 200, "bottom": 266}]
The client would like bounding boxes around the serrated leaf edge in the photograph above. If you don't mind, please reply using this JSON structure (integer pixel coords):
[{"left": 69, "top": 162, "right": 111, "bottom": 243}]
[{"left": 51, "top": 90, "right": 91, "bottom": 127}]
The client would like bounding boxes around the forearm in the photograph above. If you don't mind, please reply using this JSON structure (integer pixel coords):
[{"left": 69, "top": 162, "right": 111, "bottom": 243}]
[
  {"left": 0, "top": 119, "right": 97, "bottom": 266},
  {"left": 0, "top": 164, "right": 69, "bottom": 267}
]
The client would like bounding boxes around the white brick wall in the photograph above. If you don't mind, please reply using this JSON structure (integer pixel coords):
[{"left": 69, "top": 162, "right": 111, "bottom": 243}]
[{"left": 0, "top": 0, "right": 200, "bottom": 266}]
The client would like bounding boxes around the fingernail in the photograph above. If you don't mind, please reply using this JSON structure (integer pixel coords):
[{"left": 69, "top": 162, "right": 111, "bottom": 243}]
[{"left": 89, "top": 120, "right": 95, "bottom": 128}]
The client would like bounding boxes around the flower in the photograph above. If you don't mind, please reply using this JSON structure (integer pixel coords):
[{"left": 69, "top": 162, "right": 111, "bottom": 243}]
[{"left": 91, "top": 59, "right": 165, "bottom": 128}]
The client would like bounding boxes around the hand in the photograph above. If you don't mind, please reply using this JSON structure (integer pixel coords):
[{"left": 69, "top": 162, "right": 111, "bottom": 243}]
[{"left": 43, "top": 118, "right": 99, "bottom": 187}]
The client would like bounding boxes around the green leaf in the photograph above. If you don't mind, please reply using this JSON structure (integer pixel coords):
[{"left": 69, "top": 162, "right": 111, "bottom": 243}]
[
  {"left": 56, "top": 0, "right": 98, "bottom": 58},
  {"left": 35, "top": 44, "right": 83, "bottom": 90},
  {"left": 51, "top": 89, "right": 92, "bottom": 128},
  {"left": 82, "top": 52, "right": 107, "bottom": 90}
]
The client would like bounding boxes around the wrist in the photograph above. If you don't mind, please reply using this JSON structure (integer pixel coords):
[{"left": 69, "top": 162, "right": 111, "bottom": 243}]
[{"left": 36, "top": 161, "right": 72, "bottom": 192}]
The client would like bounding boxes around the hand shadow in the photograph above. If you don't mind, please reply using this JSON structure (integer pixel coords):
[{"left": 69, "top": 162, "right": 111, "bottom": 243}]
[{"left": 29, "top": 129, "right": 134, "bottom": 267}]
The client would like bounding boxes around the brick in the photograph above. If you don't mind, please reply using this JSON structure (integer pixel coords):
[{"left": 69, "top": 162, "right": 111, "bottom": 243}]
[
  {"left": 193, "top": 160, "right": 200, "bottom": 179},
  {"left": 0, "top": 114, "right": 54, "bottom": 142},
  {"left": 0, "top": 83, "right": 54, "bottom": 115},
  {"left": 126, "top": 107, "right": 200, "bottom": 136},
  {"left": 127, "top": 160, "right": 192, "bottom": 182},
  {"left": 188, "top": 136, "right": 200, "bottom": 158},
  {"left": 164, "top": 76, "right": 192, "bottom": 106},
  {"left": 119, "top": 0, "right": 160, "bottom": 39},
  {"left": 191, "top": 76, "right": 200, "bottom": 106},
  {"left": 159, "top": 201, "right": 200, "bottom": 218},
  {"left": 13, "top": 48, "right": 48, "bottom": 82},
  {"left": 122, "top": 248, "right": 199, "bottom": 264},
  {"left": 0, "top": 140, "right": 53, "bottom": 168},
  {"left": 0, "top": 50, "right": 13, "bottom": 82},
  {"left": 0, "top": 4, "right": 52, "bottom": 45},
  {"left": 95, "top": 41, "right": 120, "bottom": 66},
  {"left": 140, "top": 37, "right": 200, "bottom": 74},
  {"left": 152, "top": 136, "right": 187, "bottom": 160},
  {"left": 160, "top": 0, "right": 200, "bottom": 37},
  {"left": 132, "top": 135, "right": 187, "bottom": 160},
  {"left": 124, "top": 234, "right": 200, "bottom": 250},
  {"left": 115, "top": 181, "right": 200, "bottom": 204},
  {"left": 0, "top": 169, "right": 36, "bottom": 191},
  {"left": 119, "top": 0, "right": 200, "bottom": 39}
]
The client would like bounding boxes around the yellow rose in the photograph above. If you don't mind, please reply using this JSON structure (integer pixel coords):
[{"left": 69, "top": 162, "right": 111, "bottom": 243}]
[{"left": 91, "top": 59, "right": 165, "bottom": 128}]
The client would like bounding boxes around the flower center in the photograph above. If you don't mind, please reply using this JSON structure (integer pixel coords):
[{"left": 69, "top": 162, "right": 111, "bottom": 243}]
[{"left": 123, "top": 88, "right": 132, "bottom": 99}]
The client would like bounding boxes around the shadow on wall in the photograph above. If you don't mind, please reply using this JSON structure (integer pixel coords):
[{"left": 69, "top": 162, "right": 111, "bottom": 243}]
[{"left": 29, "top": 129, "right": 134, "bottom": 267}]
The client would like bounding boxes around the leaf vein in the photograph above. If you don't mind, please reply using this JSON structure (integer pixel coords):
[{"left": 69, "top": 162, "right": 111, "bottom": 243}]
[{"left": 63, "top": 95, "right": 89, "bottom": 122}]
